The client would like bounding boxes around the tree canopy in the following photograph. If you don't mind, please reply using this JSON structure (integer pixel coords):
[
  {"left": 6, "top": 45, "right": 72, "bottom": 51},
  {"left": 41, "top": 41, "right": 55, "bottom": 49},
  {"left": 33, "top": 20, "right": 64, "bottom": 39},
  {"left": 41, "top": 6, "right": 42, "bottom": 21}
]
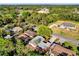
[
  {"left": 37, "top": 25, "right": 53, "bottom": 40},
  {"left": 0, "top": 38, "right": 14, "bottom": 55}
]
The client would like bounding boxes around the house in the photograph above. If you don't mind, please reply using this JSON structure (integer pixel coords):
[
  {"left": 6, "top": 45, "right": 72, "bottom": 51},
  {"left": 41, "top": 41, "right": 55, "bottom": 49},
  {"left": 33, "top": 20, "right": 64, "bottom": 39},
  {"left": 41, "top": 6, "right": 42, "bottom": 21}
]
[
  {"left": 59, "top": 22, "right": 76, "bottom": 30},
  {"left": 35, "top": 36, "right": 58, "bottom": 54},
  {"left": 38, "top": 8, "right": 49, "bottom": 14},
  {"left": 18, "top": 30, "right": 36, "bottom": 45},
  {"left": 18, "top": 33, "right": 31, "bottom": 45},
  {"left": 49, "top": 43, "right": 76, "bottom": 56},
  {"left": 12, "top": 27, "right": 23, "bottom": 33},
  {"left": 24, "top": 30, "right": 37, "bottom": 38},
  {"left": 27, "top": 36, "right": 45, "bottom": 50},
  {"left": 36, "top": 41, "right": 51, "bottom": 54},
  {"left": 27, "top": 35, "right": 58, "bottom": 53}
]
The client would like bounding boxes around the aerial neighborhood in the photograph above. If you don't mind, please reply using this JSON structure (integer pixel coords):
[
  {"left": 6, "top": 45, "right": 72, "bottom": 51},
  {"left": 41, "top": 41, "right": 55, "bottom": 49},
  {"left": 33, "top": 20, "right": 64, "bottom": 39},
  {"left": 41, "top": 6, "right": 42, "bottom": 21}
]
[{"left": 0, "top": 5, "right": 79, "bottom": 56}]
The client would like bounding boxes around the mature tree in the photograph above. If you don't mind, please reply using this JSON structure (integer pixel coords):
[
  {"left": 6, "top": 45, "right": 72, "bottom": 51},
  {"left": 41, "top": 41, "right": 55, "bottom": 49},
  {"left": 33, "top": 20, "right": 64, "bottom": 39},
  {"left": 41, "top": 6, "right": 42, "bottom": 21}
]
[
  {"left": 37, "top": 25, "right": 53, "bottom": 41},
  {"left": 15, "top": 39, "right": 27, "bottom": 56},
  {"left": 2, "top": 13, "right": 14, "bottom": 24},
  {"left": 19, "top": 11, "right": 31, "bottom": 18}
]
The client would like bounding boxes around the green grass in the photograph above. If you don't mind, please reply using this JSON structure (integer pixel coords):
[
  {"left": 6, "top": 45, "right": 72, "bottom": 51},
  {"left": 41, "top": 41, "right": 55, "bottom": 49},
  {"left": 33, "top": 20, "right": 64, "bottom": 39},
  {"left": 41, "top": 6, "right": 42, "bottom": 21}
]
[{"left": 63, "top": 42, "right": 79, "bottom": 55}]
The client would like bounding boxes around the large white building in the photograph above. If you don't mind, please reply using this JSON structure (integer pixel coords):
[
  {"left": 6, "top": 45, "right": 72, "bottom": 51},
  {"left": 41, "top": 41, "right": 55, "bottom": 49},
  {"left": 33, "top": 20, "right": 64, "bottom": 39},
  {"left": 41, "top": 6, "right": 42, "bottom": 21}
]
[
  {"left": 59, "top": 22, "right": 76, "bottom": 30},
  {"left": 38, "top": 8, "right": 49, "bottom": 14}
]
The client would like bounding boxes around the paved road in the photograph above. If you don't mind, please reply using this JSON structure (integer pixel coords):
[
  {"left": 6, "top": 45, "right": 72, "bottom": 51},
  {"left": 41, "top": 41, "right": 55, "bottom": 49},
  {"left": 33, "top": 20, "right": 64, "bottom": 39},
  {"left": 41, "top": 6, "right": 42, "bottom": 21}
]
[{"left": 52, "top": 34, "right": 79, "bottom": 46}]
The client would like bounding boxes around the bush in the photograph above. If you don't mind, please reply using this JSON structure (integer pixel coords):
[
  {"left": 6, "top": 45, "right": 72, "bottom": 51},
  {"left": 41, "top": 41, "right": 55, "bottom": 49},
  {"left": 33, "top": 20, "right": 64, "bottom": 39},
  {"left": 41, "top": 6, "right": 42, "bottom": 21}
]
[{"left": 62, "top": 42, "right": 78, "bottom": 53}]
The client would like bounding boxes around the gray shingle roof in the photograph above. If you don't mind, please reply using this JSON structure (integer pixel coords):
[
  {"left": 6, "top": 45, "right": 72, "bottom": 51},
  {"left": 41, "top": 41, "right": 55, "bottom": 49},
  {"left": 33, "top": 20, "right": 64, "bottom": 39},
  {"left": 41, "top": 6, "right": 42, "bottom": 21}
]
[
  {"left": 29, "top": 36, "right": 45, "bottom": 45},
  {"left": 38, "top": 41, "right": 51, "bottom": 49},
  {"left": 61, "top": 22, "right": 75, "bottom": 27}
]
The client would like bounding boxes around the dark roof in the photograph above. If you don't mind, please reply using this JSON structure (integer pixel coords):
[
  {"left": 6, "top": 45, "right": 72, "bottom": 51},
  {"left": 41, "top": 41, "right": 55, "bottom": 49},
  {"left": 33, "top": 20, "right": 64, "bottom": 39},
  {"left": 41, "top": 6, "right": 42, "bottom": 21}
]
[{"left": 61, "top": 22, "right": 75, "bottom": 27}]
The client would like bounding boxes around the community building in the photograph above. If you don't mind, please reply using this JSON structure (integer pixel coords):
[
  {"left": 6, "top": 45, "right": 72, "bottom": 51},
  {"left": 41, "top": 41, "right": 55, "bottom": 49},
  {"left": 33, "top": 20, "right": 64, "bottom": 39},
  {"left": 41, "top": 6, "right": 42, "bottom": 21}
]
[{"left": 59, "top": 22, "right": 76, "bottom": 30}]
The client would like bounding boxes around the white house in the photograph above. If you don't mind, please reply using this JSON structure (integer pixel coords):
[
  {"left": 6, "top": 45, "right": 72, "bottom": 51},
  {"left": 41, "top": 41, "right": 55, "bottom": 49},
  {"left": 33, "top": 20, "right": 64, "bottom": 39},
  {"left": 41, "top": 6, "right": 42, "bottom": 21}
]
[{"left": 38, "top": 8, "right": 49, "bottom": 14}]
